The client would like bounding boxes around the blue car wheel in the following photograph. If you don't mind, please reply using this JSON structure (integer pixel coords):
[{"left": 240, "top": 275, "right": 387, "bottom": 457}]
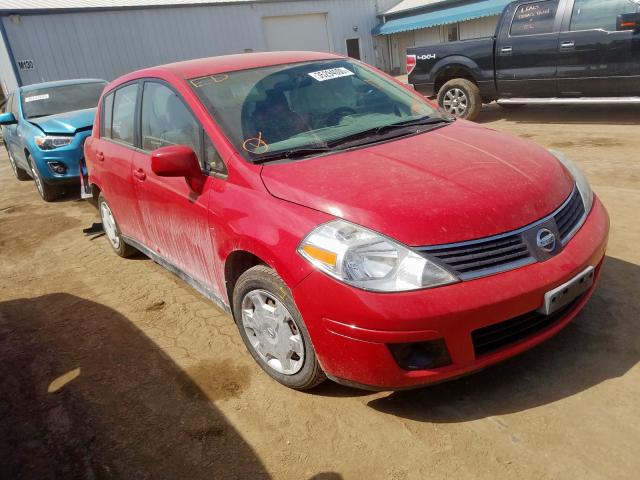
[{"left": 27, "top": 152, "right": 59, "bottom": 202}]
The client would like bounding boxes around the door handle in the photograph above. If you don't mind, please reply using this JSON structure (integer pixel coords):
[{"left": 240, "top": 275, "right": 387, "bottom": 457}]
[
  {"left": 133, "top": 168, "right": 146, "bottom": 181},
  {"left": 560, "top": 41, "right": 575, "bottom": 49},
  {"left": 500, "top": 46, "right": 513, "bottom": 56},
  {"left": 96, "top": 152, "right": 104, "bottom": 162}
]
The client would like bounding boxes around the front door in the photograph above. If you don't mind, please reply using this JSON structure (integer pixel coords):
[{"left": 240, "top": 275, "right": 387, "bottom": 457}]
[
  {"left": 496, "top": 0, "right": 562, "bottom": 97},
  {"left": 132, "top": 80, "right": 222, "bottom": 291},
  {"left": 557, "top": 0, "right": 640, "bottom": 96}
]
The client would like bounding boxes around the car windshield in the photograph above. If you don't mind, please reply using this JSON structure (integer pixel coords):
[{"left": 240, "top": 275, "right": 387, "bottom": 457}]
[
  {"left": 190, "top": 59, "right": 443, "bottom": 161},
  {"left": 21, "top": 81, "right": 106, "bottom": 119}
]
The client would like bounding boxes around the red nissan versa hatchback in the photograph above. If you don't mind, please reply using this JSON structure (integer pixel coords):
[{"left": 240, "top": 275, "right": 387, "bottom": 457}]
[{"left": 85, "top": 52, "right": 609, "bottom": 391}]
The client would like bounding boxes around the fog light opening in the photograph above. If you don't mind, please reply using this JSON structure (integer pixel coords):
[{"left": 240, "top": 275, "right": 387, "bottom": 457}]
[
  {"left": 388, "top": 338, "right": 452, "bottom": 371},
  {"left": 48, "top": 162, "right": 67, "bottom": 175}
]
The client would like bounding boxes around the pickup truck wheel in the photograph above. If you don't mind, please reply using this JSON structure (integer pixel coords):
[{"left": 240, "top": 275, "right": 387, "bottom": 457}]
[
  {"left": 7, "top": 149, "right": 30, "bottom": 181},
  {"left": 98, "top": 193, "right": 138, "bottom": 258},
  {"left": 437, "top": 79, "right": 481, "bottom": 121},
  {"left": 232, "top": 265, "right": 326, "bottom": 390}
]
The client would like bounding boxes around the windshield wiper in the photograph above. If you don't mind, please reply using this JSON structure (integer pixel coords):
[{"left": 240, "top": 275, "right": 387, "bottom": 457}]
[
  {"left": 251, "top": 145, "right": 334, "bottom": 163},
  {"left": 327, "top": 116, "right": 454, "bottom": 148}
]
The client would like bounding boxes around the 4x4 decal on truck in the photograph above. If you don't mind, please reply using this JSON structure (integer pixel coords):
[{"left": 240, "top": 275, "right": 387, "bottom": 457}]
[{"left": 416, "top": 54, "right": 437, "bottom": 60}]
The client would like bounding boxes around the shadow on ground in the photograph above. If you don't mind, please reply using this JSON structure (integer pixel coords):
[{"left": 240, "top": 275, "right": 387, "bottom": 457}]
[
  {"left": 0, "top": 293, "right": 269, "bottom": 479},
  {"left": 476, "top": 103, "right": 640, "bottom": 125},
  {"left": 368, "top": 256, "right": 640, "bottom": 422}
]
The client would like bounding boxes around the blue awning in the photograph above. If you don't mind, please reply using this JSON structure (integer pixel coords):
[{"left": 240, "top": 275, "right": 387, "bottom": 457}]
[{"left": 373, "top": 0, "right": 512, "bottom": 35}]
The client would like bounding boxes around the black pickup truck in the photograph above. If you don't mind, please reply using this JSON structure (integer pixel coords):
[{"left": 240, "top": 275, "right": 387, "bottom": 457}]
[{"left": 407, "top": 0, "right": 640, "bottom": 120}]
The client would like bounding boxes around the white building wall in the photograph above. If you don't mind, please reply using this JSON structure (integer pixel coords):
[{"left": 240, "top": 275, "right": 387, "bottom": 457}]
[
  {"left": 0, "top": 31, "right": 17, "bottom": 94},
  {"left": 1, "top": 0, "right": 397, "bottom": 86}
]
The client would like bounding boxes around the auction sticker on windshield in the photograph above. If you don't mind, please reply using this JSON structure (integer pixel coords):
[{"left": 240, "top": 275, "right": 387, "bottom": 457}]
[
  {"left": 308, "top": 67, "right": 354, "bottom": 82},
  {"left": 24, "top": 94, "right": 50, "bottom": 103}
]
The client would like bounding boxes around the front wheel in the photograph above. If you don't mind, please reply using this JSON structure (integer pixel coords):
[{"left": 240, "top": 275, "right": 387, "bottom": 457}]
[
  {"left": 232, "top": 265, "right": 326, "bottom": 390},
  {"left": 437, "top": 78, "right": 482, "bottom": 121},
  {"left": 28, "top": 155, "right": 59, "bottom": 202}
]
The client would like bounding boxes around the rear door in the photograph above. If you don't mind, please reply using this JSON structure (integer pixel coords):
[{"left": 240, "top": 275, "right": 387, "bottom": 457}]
[
  {"left": 495, "top": 0, "right": 562, "bottom": 97},
  {"left": 131, "top": 80, "right": 226, "bottom": 290},
  {"left": 558, "top": 0, "right": 640, "bottom": 96},
  {"left": 90, "top": 83, "right": 145, "bottom": 240}
]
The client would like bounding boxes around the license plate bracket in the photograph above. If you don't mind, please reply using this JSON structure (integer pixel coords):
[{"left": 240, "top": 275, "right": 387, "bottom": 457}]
[{"left": 537, "top": 266, "right": 595, "bottom": 316}]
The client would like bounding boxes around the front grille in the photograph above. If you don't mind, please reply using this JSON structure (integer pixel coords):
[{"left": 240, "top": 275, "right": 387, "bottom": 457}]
[
  {"left": 471, "top": 295, "right": 583, "bottom": 357},
  {"left": 418, "top": 185, "right": 586, "bottom": 281},
  {"left": 554, "top": 188, "right": 585, "bottom": 243},
  {"left": 426, "top": 234, "right": 532, "bottom": 280}
]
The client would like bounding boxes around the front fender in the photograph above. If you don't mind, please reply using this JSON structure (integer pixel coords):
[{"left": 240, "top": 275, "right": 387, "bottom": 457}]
[{"left": 211, "top": 183, "right": 333, "bottom": 303}]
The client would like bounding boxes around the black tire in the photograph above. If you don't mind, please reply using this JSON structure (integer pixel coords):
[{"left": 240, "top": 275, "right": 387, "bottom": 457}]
[
  {"left": 97, "top": 193, "right": 138, "bottom": 258},
  {"left": 27, "top": 154, "right": 59, "bottom": 202},
  {"left": 232, "top": 265, "right": 326, "bottom": 390},
  {"left": 7, "top": 149, "right": 30, "bottom": 181},
  {"left": 437, "top": 78, "right": 482, "bottom": 121}
]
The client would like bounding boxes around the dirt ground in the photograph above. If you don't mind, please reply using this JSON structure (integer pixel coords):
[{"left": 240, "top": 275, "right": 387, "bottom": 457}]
[{"left": 1, "top": 103, "right": 639, "bottom": 480}]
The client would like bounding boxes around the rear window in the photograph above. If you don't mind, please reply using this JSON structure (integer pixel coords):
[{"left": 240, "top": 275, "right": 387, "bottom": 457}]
[
  {"left": 510, "top": 1, "right": 559, "bottom": 36},
  {"left": 21, "top": 81, "right": 106, "bottom": 119}
]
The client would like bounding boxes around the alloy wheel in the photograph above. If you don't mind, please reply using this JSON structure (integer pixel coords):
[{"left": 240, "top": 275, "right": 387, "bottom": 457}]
[
  {"left": 241, "top": 289, "right": 305, "bottom": 375},
  {"left": 443, "top": 88, "right": 469, "bottom": 116},
  {"left": 100, "top": 201, "right": 121, "bottom": 250},
  {"left": 30, "top": 163, "right": 45, "bottom": 197},
  {"left": 8, "top": 152, "right": 18, "bottom": 177}
]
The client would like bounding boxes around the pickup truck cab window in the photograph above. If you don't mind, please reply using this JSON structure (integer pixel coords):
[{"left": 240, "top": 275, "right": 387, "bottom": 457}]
[
  {"left": 570, "top": 0, "right": 640, "bottom": 31},
  {"left": 111, "top": 84, "right": 138, "bottom": 145},
  {"left": 510, "top": 0, "right": 559, "bottom": 36}
]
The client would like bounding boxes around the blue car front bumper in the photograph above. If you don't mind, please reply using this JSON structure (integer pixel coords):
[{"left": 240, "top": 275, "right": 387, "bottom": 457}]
[{"left": 30, "top": 130, "right": 92, "bottom": 185}]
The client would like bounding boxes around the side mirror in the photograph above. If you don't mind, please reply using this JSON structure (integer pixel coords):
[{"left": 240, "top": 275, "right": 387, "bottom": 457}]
[
  {"left": 151, "top": 145, "right": 204, "bottom": 193},
  {"left": 617, "top": 13, "right": 640, "bottom": 31},
  {"left": 0, "top": 112, "right": 17, "bottom": 126}
]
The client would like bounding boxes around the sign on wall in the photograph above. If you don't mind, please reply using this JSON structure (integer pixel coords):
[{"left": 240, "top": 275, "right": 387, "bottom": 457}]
[{"left": 17, "top": 59, "right": 34, "bottom": 71}]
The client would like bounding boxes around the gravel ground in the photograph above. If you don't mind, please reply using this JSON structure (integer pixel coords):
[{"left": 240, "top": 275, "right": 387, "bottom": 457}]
[{"left": 1, "top": 103, "right": 639, "bottom": 479}]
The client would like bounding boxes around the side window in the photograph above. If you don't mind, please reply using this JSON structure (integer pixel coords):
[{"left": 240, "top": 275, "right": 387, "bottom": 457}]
[
  {"left": 204, "top": 134, "right": 227, "bottom": 176},
  {"left": 571, "top": 0, "right": 639, "bottom": 32},
  {"left": 111, "top": 84, "right": 138, "bottom": 145},
  {"left": 102, "top": 92, "right": 114, "bottom": 138},
  {"left": 141, "top": 82, "right": 200, "bottom": 157},
  {"left": 510, "top": 1, "right": 559, "bottom": 36}
]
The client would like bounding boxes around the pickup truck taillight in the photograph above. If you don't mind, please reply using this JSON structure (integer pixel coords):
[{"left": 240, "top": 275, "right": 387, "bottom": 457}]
[{"left": 406, "top": 55, "right": 416, "bottom": 75}]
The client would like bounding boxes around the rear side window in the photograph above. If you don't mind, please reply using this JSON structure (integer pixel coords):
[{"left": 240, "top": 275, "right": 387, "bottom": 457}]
[
  {"left": 571, "top": 0, "right": 640, "bottom": 32},
  {"left": 102, "top": 92, "right": 114, "bottom": 138},
  {"left": 111, "top": 84, "right": 138, "bottom": 145},
  {"left": 510, "top": 1, "right": 559, "bottom": 36}
]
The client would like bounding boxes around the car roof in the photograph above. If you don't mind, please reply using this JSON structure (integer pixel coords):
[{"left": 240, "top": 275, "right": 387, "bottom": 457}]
[
  {"left": 20, "top": 78, "right": 107, "bottom": 93},
  {"left": 116, "top": 51, "right": 345, "bottom": 84}
]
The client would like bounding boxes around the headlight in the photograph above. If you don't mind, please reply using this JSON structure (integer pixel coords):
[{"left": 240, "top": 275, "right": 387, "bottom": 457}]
[
  {"left": 550, "top": 150, "right": 594, "bottom": 213},
  {"left": 298, "top": 219, "right": 458, "bottom": 292},
  {"left": 34, "top": 135, "right": 73, "bottom": 150}
]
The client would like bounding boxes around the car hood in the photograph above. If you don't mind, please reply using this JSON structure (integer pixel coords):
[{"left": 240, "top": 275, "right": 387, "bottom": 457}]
[
  {"left": 28, "top": 107, "right": 96, "bottom": 135},
  {"left": 260, "top": 121, "right": 575, "bottom": 246}
]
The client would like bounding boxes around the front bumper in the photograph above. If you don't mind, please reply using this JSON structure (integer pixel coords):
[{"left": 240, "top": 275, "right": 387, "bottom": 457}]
[{"left": 292, "top": 197, "right": 610, "bottom": 390}]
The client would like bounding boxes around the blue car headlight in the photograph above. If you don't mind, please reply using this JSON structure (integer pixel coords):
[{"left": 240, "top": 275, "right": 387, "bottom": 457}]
[{"left": 34, "top": 135, "right": 73, "bottom": 150}]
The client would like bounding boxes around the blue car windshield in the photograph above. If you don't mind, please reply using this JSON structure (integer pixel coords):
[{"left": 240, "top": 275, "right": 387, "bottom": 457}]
[
  {"left": 21, "top": 82, "right": 106, "bottom": 119},
  {"left": 190, "top": 59, "right": 441, "bottom": 161}
]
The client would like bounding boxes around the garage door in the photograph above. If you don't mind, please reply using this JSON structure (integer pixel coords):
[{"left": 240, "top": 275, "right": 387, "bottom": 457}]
[{"left": 263, "top": 13, "right": 330, "bottom": 52}]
